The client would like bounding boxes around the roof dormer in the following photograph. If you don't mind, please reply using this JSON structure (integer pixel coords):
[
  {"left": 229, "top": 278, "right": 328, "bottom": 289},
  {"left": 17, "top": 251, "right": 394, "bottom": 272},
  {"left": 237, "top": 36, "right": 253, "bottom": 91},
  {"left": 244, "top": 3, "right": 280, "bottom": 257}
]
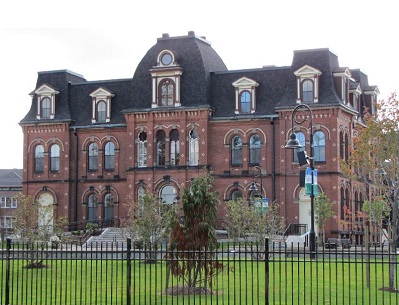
[
  {"left": 333, "top": 68, "right": 352, "bottom": 104},
  {"left": 90, "top": 87, "right": 115, "bottom": 124},
  {"left": 34, "top": 84, "right": 60, "bottom": 120},
  {"left": 150, "top": 50, "right": 183, "bottom": 108},
  {"left": 294, "top": 65, "right": 322, "bottom": 104},
  {"left": 232, "top": 77, "right": 259, "bottom": 114}
]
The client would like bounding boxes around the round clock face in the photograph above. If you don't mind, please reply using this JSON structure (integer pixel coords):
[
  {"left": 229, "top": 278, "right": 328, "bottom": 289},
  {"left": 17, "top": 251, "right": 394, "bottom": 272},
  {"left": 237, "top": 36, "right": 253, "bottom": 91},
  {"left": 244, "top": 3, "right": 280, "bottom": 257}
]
[{"left": 161, "top": 53, "right": 173, "bottom": 66}]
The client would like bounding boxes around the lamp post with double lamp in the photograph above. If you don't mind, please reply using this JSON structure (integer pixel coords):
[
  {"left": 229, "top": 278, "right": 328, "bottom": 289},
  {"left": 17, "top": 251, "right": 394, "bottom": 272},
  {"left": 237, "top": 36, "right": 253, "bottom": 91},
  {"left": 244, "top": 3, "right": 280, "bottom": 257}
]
[{"left": 285, "top": 104, "right": 316, "bottom": 258}]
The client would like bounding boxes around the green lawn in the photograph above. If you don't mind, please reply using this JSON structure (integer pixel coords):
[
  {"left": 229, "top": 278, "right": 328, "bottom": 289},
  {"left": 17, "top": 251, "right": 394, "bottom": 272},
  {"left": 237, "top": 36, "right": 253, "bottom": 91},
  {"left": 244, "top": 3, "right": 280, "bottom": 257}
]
[{"left": 1, "top": 256, "right": 398, "bottom": 304}]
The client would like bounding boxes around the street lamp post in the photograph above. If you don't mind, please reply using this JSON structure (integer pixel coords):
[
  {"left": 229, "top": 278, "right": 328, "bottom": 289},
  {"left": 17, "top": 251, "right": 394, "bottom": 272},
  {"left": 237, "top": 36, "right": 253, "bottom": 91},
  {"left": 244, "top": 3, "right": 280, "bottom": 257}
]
[{"left": 285, "top": 104, "right": 316, "bottom": 257}]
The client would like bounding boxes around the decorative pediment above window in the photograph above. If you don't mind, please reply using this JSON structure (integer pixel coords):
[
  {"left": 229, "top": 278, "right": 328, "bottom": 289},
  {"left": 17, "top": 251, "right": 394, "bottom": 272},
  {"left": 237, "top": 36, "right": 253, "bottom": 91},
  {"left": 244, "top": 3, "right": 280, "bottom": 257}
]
[
  {"left": 34, "top": 84, "right": 60, "bottom": 120},
  {"left": 363, "top": 86, "right": 380, "bottom": 116},
  {"left": 150, "top": 50, "right": 183, "bottom": 108},
  {"left": 232, "top": 77, "right": 259, "bottom": 114},
  {"left": 90, "top": 87, "right": 115, "bottom": 123},
  {"left": 294, "top": 65, "right": 322, "bottom": 104},
  {"left": 333, "top": 68, "right": 352, "bottom": 104}
]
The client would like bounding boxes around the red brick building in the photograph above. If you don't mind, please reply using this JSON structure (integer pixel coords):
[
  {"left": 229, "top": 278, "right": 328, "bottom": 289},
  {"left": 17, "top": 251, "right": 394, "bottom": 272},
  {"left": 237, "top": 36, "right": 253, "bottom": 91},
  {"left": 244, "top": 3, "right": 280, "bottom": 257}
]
[{"left": 20, "top": 31, "right": 378, "bottom": 242}]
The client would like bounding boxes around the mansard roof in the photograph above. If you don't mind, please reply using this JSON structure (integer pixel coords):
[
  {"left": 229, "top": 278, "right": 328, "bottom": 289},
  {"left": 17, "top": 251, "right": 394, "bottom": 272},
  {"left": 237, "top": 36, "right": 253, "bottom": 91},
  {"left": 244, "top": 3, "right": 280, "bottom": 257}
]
[{"left": 20, "top": 33, "right": 378, "bottom": 127}]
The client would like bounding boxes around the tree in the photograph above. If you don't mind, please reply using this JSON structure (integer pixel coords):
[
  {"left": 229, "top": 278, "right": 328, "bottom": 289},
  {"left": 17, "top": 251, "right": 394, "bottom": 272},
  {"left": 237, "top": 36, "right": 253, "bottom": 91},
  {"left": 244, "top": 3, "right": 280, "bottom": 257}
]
[
  {"left": 341, "top": 93, "right": 399, "bottom": 291},
  {"left": 12, "top": 193, "right": 66, "bottom": 268},
  {"left": 225, "top": 198, "right": 285, "bottom": 252},
  {"left": 121, "top": 192, "right": 174, "bottom": 262},
  {"left": 165, "top": 172, "right": 225, "bottom": 294},
  {"left": 313, "top": 192, "right": 335, "bottom": 244}
]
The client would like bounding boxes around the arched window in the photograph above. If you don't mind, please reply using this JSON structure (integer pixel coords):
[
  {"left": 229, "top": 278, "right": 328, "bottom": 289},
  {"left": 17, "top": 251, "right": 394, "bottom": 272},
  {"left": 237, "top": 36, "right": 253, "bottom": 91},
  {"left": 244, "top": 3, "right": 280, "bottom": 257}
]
[
  {"left": 293, "top": 132, "right": 306, "bottom": 163},
  {"left": 170, "top": 129, "right": 180, "bottom": 165},
  {"left": 88, "top": 143, "right": 99, "bottom": 171},
  {"left": 88, "top": 193, "right": 97, "bottom": 222},
  {"left": 41, "top": 97, "right": 51, "bottom": 119},
  {"left": 231, "top": 135, "right": 243, "bottom": 165},
  {"left": 160, "top": 185, "right": 177, "bottom": 204},
  {"left": 104, "top": 142, "right": 115, "bottom": 170},
  {"left": 97, "top": 100, "right": 107, "bottom": 123},
  {"left": 249, "top": 134, "right": 261, "bottom": 165},
  {"left": 156, "top": 130, "right": 166, "bottom": 166},
  {"left": 339, "top": 131, "right": 344, "bottom": 160},
  {"left": 50, "top": 144, "right": 60, "bottom": 172},
  {"left": 231, "top": 190, "right": 243, "bottom": 202},
  {"left": 35, "top": 145, "right": 44, "bottom": 173},
  {"left": 159, "top": 79, "right": 175, "bottom": 106},
  {"left": 138, "top": 131, "right": 147, "bottom": 167},
  {"left": 313, "top": 131, "right": 325, "bottom": 162},
  {"left": 240, "top": 91, "right": 251, "bottom": 113},
  {"left": 302, "top": 79, "right": 314, "bottom": 103},
  {"left": 344, "top": 133, "right": 349, "bottom": 161},
  {"left": 189, "top": 128, "right": 199, "bottom": 166},
  {"left": 104, "top": 193, "right": 114, "bottom": 224}
]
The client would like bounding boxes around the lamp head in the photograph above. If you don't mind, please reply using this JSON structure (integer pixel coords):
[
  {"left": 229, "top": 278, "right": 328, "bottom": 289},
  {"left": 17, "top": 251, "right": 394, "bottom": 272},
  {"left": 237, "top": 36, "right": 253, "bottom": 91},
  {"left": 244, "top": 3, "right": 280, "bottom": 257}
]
[
  {"left": 249, "top": 181, "right": 258, "bottom": 192},
  {"left": 285, "top": 133, "right": 302, "bottom": 149}
]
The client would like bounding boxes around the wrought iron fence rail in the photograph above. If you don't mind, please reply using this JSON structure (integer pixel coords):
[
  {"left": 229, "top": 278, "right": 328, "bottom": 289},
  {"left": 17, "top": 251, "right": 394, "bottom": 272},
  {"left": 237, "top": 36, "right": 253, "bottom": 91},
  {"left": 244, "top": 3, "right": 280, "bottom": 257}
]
[{"left": 1, "top": 239, "right": 399, "bottom": 305}]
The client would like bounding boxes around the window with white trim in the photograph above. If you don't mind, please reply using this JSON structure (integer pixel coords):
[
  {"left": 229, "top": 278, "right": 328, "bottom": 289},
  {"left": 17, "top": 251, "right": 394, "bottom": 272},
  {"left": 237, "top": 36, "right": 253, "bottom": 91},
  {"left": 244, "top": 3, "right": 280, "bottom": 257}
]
[
  {"left": 34, "top": 84, "right": 59, "bottom": 120},
  {"left": 170, "top": 129, "right": 180, "bottom": 165},
  {"left": 294, "top": 65, "right": 322, "bottom": 104},
  {"left": 137, "top": 131, "right": 147, "bottom": 167},
  {"left": 90, "top": 87, "right": 114, "bottom": 123},
  {"left": 1, "top": 197, "right": 18, "bottom": 208},
  {"left": 35, "top": 145, "right": 44, "bottom": 173},
  {"left": 50, "top": 144, "right": 60, "bottom": 172},
  {"left": 189, "top": 128, "right": 199, "bottom": 166},
  {"left": 232, "top": 77, "right": 259, "bottom": 114},
  {"left": 0, "top": 216, "right": 15, "bottom": 228}
]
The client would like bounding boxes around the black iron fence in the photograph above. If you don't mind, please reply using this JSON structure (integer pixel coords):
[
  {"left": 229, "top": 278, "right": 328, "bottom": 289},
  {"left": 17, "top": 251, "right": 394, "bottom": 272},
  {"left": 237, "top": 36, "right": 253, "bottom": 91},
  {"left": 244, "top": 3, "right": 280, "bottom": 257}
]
[{"left": 1, "top": 239, "right": 399, "bottom": 305}]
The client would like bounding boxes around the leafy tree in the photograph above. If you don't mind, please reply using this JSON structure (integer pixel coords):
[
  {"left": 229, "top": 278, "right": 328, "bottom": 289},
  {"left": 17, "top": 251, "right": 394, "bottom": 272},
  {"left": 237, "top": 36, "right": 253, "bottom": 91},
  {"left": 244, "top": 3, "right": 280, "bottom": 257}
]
[
  {"left": 313, "top": 192, "right": 335, "bottom": 244},
  {"left": 226, "top": 197, "right": 285, "bottom": 250},
  {"left": 121, "top": 192, "right": 174, "bottom": 262},
  {"left": 12, "top": 193, "right": 66, "bottom": 268},
  {"left": 165, "top": 173, "right": 225, "bottom": 294},
  {"left": 341, "top": 93, "right": 399, "bottom": 291}
]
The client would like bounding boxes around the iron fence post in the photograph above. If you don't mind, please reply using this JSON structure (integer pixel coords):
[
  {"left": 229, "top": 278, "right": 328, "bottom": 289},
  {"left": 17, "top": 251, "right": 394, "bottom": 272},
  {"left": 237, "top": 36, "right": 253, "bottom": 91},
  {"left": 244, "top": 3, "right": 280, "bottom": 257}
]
[
  {"left": 265, "top": 238, "right": 269, "bottom": 305},
  {"left": 5, "top": 238, "right": 11, "bottom": 305},
  {"left": 126, "top": 238, "right": 131, "bottom": 305}
]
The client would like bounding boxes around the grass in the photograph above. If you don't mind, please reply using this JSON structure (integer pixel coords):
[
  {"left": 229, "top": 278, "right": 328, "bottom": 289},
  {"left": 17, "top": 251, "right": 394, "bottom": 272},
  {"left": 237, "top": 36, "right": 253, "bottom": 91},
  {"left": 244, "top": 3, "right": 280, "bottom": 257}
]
[{"left": 1, "top": 249, "right": 399, "bottom": 304}]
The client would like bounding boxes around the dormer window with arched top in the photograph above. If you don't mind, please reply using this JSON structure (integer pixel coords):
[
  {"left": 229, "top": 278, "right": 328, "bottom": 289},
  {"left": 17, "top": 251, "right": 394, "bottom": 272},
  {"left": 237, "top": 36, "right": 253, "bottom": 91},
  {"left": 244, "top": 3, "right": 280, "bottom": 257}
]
[
  {"left": 34, "top": 84, "right": 60, "bottom": 120},
  {"left": 232, "top": 77, "right": 259, "bottom": 114},
  {"left": 333, "top": 68, "right": 351, "bottom": 104},
  {"left": 150, "top": 50, "right": 183, "bottom": 108},
  {"left": 294, "top": 65, "right": 322, "bottom": 104},
  {"left": 90, "top": 87, "right": 115, "bottom": 124}
]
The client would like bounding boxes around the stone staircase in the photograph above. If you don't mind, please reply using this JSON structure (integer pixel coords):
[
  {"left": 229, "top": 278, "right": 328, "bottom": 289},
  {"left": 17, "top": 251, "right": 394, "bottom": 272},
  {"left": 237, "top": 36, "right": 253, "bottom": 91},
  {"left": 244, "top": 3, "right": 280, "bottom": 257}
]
[{"left": 86, "top": 227, "right": 128, "bottom": 246}]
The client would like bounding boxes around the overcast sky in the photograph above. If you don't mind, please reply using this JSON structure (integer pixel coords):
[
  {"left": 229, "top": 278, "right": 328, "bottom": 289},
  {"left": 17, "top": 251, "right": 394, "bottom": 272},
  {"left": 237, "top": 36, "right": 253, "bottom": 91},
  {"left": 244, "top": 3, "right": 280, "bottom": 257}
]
[{"left": 0, "top": 0, "right": 397, "bottom": 169}]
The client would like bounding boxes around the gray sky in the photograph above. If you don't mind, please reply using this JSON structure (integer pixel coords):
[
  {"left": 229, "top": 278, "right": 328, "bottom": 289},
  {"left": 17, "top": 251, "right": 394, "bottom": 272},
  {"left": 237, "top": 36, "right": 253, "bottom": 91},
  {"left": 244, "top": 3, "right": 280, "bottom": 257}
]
[{"left": 0, "top": 0, "right": 397, "bottom": 169}]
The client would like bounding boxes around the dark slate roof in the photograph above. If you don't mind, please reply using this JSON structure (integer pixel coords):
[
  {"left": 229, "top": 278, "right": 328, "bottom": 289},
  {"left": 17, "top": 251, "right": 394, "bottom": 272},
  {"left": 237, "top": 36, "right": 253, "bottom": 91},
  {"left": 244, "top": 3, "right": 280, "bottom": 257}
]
[
  {"left": 210, "top": 67, "right": 290, "bottom": 117},
  {"left": 0, "top": 169, "right": 22, "bottom": 187},
  {"left": 277, "top": 48, "right": 342, "bottom": 108},
  {"left": 129, "top": 31, "right": 228, "bottom": 110}
]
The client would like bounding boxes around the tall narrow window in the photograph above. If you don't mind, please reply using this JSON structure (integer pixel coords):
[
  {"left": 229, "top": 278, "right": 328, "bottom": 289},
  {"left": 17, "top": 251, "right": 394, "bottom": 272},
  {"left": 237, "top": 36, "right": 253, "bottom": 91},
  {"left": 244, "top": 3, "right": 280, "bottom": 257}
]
[
  {"left": 231, "top": 135, "right": 243, "bottom": 166},
  {"left": 313, "top": 131, "right": 326, "bottom": 162},
  {"left": 293, "top": 132, "right": 306, "bottom": 163},
  {"left": 249, "top": 134, "right": 261, "bottom": 165},
  {"left": 41, "top": 97, "right": 51, "bottom": 119},
  {"left": 35, "top": 145, "right": 44, "bottom": 173},
  {"left": 159, "top": 79, "right": 175, "bottom": 106},
  {"left": 88, "top": 193, "right": 97, "bottom": 222},
  {"left": 50, "top": 144, "right": 60, "bottom": 172},
  {"left": 170, "top": 129, "right": 180, "bottom": 165},
  {"left": 104, "top": 142, "right": 115, "bottom": 170},
  {"left": 137, "top": 186, "right": 146, "bottom": 217},
  {"left": 138, "top": 131, "right": 147, "bottom": 167},
  {"left": 97, "top": 100, "right": 107, "bottom": 123},
  {"left": 189, "top": 128, "right": 199, "bottom": 166},
  {"left": 302, "top": 80, "right": 314, "bottom": 103},
  {"left": 339, "top": 131, "right": 345, "bottom": 160},
  {"left": 344, "top": 133, "right": 349, "bottom": 161},
  {"left": 240, "top": 91, "right": 251, "bottom": 113},
  {"left": 156, "top": 130, "right": 166, "bottom": 166},
  {"left": 104, "top": 193, "right": 114, "bottom": 225},
  {"left": 88, "top": 143, "right": 99, "bottom": 171}
]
